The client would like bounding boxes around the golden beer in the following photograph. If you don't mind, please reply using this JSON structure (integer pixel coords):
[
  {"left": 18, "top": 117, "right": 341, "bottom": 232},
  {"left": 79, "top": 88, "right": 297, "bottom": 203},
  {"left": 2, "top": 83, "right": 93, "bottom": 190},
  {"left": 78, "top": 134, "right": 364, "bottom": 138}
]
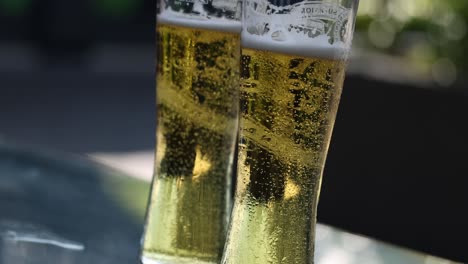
[
  {"left": 141, "top": 20, "right": 240, "bottom": 264},
  {"left": 221, "top": 48, "right": 346, "bottom": 264}
]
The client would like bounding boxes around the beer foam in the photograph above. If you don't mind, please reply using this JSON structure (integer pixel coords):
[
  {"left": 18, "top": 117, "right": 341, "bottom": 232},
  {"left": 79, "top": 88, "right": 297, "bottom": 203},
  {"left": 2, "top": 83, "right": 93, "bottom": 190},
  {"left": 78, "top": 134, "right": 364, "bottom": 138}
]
[
  {"left": 241, "top": 3, "right": 352, "bottom": 59},
  {"left": 242, "top": 32, "right": 350, "bottom": 60},
  {"left": 158, "top": 10, "right": 241, "bottom": 33}
]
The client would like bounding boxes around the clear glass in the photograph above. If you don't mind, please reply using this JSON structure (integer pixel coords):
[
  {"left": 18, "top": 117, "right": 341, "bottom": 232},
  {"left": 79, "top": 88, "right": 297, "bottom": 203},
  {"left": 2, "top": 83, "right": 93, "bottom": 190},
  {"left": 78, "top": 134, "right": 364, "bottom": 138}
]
[
  {"left": 222, "top": 0, "right": 359, "bottom": 263},
  {"left": 140, "top": 0, "right": 242, "bottom": 263}
]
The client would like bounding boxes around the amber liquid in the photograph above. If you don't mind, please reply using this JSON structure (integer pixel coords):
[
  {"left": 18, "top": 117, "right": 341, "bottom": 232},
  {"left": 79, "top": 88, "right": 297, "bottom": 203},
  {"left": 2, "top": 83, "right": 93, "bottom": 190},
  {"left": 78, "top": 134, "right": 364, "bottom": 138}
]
[
  {"left": 142, "top": 23, "right": 240, "bottom": 264},
  {"left": 222, "top": 48, "right": 346, "bottom": 264}
]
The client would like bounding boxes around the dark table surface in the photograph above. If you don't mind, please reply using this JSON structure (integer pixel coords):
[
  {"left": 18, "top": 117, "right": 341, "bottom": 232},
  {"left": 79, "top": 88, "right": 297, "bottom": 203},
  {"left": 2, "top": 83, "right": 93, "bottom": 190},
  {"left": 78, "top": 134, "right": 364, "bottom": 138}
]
[
  {"left": 0, "top": 143, "right": 461, "bottom": 264},
  {"left": 0, "top": 143, "right": 148, "bottom": 264}
]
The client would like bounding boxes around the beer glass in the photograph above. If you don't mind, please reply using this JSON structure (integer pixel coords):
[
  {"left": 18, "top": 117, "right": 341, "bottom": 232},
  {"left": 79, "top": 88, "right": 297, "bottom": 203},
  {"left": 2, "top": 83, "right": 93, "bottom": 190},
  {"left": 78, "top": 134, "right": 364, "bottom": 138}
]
[
  {"left": 222, "top": 0, "right": 359, "bottom": 263},
  {"left": 141, "top": 0, "right": 241, "bottom": 263}
]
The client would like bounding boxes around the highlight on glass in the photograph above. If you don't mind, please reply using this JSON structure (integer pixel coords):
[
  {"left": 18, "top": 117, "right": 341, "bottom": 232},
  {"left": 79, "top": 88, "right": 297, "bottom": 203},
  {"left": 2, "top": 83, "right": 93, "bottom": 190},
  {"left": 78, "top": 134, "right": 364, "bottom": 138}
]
[
  {"left": 222, "top": 0, "right": 360, "bottom": 263},
  {"left": 140, "top": 0, "right": 242, "bottom": 263}
]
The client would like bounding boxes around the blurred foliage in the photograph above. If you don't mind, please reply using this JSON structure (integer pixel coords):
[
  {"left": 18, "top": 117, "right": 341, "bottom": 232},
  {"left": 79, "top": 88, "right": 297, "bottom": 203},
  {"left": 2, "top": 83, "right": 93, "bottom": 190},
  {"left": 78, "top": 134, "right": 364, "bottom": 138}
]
[
  {"left": 356, "top": 0, "right": 468, "bottom": 85},
  {"left": 0, "top": 0, "right": 31, "bottom": 16},
  {"left": 1, "top": 0, "right": 466, "bottom": 84},
  {"left": 0, "top": 0, "right": 143, "bottom": 18}
]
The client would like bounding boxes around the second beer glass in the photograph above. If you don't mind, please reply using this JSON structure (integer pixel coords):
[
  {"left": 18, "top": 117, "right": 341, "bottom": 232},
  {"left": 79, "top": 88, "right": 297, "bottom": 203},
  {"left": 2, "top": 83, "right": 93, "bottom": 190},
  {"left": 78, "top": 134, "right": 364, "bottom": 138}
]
[
  {"left": 222, "top": 0, "right": 360, "bottom": 263},
  {"left": 141, "top": 0, "right": 241, "bottom": 263}
]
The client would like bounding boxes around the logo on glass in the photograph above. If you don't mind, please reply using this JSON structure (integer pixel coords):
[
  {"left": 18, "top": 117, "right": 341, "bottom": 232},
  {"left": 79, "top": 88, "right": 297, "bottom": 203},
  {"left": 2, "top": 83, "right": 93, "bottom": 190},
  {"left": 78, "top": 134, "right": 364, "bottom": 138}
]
[{"left": 245, "top": 0, "right": 351, "bottom": 44}]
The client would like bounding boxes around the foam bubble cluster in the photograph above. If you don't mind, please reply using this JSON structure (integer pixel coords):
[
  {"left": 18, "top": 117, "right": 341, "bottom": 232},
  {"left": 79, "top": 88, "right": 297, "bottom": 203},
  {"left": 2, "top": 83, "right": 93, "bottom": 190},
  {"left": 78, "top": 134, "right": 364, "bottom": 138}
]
[
  {"left": 242, "top": 32, "right": 349, "bottom": 59},
  {"left": 241, "top": 0, "right": 352, "bottom": 59},
  {"left": 158, "top": 7, "right": 241, "bottom": 33}
]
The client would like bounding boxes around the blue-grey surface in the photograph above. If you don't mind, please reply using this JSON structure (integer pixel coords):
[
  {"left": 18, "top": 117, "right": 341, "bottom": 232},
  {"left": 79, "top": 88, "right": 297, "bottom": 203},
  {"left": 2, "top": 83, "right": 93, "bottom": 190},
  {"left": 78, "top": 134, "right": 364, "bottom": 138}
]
[
  {"left": 0, "top": 145, "right": 148, "bottom": 264},
  {"left": 0, "top": 144, "right": 460, "bottom": 264}
]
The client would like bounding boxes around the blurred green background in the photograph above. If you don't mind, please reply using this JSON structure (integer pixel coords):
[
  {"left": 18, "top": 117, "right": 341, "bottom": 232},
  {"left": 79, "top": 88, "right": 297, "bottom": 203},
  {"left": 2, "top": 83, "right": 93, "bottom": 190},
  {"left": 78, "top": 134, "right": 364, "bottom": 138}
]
[
  {"left": 355, "top": 0, "right": 468, "bottom": 87},
  {"left": 1, "top": 0, "right": 467, "bottom": 87}
]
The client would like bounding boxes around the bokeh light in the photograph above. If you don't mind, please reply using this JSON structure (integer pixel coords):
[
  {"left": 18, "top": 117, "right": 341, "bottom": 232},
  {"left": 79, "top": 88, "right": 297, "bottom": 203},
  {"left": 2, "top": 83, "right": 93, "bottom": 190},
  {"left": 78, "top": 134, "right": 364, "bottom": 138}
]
[{"left": 356, "top": 0, "right": 468, "bottom": 88}]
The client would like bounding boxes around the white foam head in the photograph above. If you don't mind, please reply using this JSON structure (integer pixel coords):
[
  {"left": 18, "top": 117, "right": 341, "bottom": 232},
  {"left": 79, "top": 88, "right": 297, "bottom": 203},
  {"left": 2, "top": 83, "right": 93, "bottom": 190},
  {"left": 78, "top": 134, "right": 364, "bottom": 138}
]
[
  {"left": 241, "top": 33, "right": 350, "bottom": 60},
  {"left": 241, "top": 0, "right": 353, "bottom": 59},
  {"left": 158, "top": 9, "right": 241, "bottom": 33}
]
